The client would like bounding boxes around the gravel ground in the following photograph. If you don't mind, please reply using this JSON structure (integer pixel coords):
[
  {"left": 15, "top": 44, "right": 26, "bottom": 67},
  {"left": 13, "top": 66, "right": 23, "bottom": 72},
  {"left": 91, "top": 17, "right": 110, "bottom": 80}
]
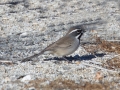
[{"left": 0, "top": 0, "right": 120, "bottom": 90}]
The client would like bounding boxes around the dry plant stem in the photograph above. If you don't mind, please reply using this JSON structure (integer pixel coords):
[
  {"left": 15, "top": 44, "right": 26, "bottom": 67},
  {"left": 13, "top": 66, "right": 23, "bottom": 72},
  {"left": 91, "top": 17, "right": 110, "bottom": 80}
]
[
  {"left": 82, "top": 62, "right": 119, "bottom": 73},
  {"left": 0, "top": 60, "right": 13, "bottom": 63}
]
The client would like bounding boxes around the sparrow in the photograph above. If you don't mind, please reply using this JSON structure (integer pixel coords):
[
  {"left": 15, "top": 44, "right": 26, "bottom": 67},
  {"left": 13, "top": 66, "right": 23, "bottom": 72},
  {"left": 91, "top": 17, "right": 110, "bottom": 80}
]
[{"left": 21, "top": 25, "right": 86, "bottom": 62}]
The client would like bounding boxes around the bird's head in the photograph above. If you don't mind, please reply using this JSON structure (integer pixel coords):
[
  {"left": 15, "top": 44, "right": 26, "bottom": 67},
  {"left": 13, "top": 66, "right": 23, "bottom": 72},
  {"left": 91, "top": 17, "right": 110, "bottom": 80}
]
[{"left": 66, "top": 25, "right": 86, "bottom": 40}]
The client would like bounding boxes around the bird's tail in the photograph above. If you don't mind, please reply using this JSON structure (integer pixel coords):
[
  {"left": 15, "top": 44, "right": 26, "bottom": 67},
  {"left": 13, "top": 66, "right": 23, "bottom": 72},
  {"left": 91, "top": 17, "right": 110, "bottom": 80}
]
[{"left": 21, "top": 50, "right": 45, "bottom": 62}]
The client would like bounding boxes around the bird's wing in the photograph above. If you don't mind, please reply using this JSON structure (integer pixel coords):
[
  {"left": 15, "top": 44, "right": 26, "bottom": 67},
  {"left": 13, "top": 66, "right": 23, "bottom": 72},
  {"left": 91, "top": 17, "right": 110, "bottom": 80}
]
[
  {"left": 44, "top": 36, "right": 74, "bottom": 51},
  {"left": 56, "top": 36, "right": 74, "bottom": 48}
]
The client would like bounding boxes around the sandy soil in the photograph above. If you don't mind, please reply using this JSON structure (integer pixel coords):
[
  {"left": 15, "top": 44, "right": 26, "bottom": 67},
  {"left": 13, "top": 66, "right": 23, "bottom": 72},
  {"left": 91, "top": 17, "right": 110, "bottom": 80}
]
[{"left": 0, "top": 0, "right": 120, "bottom": 90}]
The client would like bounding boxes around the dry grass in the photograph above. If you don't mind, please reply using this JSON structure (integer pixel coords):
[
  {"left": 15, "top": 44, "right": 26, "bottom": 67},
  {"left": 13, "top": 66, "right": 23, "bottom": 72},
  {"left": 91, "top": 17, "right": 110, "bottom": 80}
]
[
  {"left": 82, "top": 37, "right": 120, "bottom": 54},
  {"left": 24, "top": 78, "right": 119, "bottom": 90},
  {"left": 102, "top": 55, "right": 120, "bottom": 70},
  {"left": 95, "top": 37, "right": 120, "bottom": 54}
]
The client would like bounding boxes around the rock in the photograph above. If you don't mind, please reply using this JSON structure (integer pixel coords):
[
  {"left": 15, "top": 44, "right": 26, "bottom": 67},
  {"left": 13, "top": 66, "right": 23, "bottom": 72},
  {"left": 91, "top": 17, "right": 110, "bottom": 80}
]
[
  {"left": 28, "top": 87, "right": 36, "bottom": 90},
  {"left": 21, "top": 75, "right": 33, "bottom": 83},
  {"left": 20, "top": 32, "right": 28, "bottom": 38}
]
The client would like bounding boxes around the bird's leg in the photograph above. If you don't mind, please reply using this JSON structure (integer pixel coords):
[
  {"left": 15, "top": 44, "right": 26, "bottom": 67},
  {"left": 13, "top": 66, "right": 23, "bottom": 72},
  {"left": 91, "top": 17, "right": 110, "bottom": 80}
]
[
  {"left": 63, "top": 56, "right": 72, "bottom": 63},
  {"left": 63, "top": 56, "right": 68, "bottom": 61}
]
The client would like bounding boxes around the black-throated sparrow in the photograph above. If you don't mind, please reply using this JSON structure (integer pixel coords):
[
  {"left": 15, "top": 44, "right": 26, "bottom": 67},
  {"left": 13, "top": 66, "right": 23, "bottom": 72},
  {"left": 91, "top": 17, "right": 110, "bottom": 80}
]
[{"left": 21, "top": 25, "right": 86, "bottom": 62}]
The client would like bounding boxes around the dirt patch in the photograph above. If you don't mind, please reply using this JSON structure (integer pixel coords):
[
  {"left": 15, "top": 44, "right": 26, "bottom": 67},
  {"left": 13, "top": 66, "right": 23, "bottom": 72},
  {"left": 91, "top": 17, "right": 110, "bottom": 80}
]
[
  {"left": 24, "top": 78, "right": 46, "bottom": 89},
  {"left": 24, "top": 78, "right": 119, "bottom": 90}
]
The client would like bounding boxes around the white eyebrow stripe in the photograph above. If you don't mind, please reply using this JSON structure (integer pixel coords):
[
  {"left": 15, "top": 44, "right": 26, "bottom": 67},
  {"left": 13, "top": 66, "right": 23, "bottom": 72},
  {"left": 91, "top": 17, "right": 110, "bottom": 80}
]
[{"left": 68, "top": 29, "right": 79, "bottom": 34}]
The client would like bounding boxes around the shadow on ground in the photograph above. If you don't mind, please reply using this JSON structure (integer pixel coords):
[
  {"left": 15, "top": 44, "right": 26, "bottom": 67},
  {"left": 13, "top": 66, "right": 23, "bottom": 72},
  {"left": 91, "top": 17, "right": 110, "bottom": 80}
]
[{"left": 44, "top": 53, "right": 106, "bottom": 61}]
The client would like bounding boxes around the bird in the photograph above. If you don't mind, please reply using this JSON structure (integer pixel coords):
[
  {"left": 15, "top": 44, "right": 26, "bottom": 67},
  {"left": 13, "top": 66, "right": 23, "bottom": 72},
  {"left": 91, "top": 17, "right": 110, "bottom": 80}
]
[{"left": 21, "top": 25, "right": 86, "bottom": 62}]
